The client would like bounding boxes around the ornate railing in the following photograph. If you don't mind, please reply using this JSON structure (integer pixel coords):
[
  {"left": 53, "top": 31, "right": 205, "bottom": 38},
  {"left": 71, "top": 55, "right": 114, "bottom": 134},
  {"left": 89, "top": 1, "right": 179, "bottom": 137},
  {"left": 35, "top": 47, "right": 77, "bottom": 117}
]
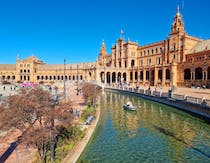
[{"left": 103, "top": 84, "right": 210, "bottom": 108}]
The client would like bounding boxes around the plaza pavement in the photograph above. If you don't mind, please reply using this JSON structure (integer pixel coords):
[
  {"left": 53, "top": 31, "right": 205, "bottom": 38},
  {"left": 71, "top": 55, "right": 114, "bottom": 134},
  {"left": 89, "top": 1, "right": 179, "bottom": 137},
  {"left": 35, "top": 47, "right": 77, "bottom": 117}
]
[{"left": 0, "top": 83, "right": 89, "bottom": 163}]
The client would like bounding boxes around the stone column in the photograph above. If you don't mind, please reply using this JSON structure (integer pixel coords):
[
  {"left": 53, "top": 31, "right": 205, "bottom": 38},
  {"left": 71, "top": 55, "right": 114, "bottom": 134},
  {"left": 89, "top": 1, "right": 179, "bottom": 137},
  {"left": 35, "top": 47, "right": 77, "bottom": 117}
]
[
  {"left": 191, "top": 72, "right": 193, "bottom": 80},
  {"left": 116, "top": 72, "right": 118, "bottom": 83},
  {"left": 143, "top": 69, "right": 146, "bottom": 84},
  {"left": 154, "top": 67, "right": 158, "bottom": 86},
  {"left": 127, "top": 71, "right": 130, "bottom": 84},
  {"left": 171, "top": 62, "right": 177, "bottom": 86},
  {"left": 104, "top": 72, "right": 107, "bottom": 84},
  {"left": 162, "top": 67, "right": 166, "bottom": 86}
]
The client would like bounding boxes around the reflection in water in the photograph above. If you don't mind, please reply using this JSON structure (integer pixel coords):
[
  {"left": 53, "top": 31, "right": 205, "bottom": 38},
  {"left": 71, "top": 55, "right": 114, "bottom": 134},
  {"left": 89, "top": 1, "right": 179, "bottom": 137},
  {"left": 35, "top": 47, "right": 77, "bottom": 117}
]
[{"left": 78, "top": 91, "right": 210, "bottom": 163}]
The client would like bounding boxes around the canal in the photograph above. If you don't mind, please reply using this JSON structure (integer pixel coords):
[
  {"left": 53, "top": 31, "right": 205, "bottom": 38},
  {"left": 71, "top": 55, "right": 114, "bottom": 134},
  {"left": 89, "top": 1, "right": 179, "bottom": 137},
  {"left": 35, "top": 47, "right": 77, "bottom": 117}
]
[{"left": 78, "top": 90, "right": 210, "bottom": 162}]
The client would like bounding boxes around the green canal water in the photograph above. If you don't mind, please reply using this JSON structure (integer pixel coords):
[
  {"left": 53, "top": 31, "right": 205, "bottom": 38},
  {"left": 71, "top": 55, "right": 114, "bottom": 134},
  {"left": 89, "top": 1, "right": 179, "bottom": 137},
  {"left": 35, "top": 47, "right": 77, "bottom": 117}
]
[{"left": 78, "top": 91, "right": 210, "bottom": 163}]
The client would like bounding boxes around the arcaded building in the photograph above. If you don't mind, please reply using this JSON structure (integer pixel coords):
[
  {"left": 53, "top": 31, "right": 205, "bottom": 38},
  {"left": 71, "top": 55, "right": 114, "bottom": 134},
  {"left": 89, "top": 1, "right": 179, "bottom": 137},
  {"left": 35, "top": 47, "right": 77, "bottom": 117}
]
[{"left": 0, "top": 7, "right": 210, "bottom": 87}]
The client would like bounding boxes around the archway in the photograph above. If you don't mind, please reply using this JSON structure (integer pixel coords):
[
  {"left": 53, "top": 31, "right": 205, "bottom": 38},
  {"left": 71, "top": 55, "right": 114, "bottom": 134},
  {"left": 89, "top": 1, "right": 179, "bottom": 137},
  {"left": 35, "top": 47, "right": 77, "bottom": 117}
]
[
  {"left": 166, "top": 69, "right": 170, "bottom": 80},
  {"left": 100, "top": 71, "right": 105, "bottom": 83},
  {"left": 107, "top": 72, "right": 111, "bottom": 84},
  {"left": 146, "top": 71, "right": 149, "bottom": 80},
  {"left": 140, "top": 71, "right": 143, "bottom": 80},
  {"left": 117, "top": 72, "right": 121, "bottom": 82},
  {"left": 123, "top": 72, "right": 126, "bottom": 82},
  {"left": 112, "top": 72, "right": 116, "bottom": 83},
  {"left": 130, "top": 72, "right": 133, "bottom": 80},
  {"left": 151, "top": 70, "right": 154, "bottom": 83},
  {"left": 158, "top": 70, "right": 162, "bottom": 81},
  {"left": 208, "top": 67, "right": 210, "bottom": 80},
  {"left": 135, "top": 71, "right": 138, "bottom": 80},
  {"left": 195, "top": 67, "right": 202, "bottom": 80},
  {"left": 184, "top": 68, "right": 191, "bottom": 80}
]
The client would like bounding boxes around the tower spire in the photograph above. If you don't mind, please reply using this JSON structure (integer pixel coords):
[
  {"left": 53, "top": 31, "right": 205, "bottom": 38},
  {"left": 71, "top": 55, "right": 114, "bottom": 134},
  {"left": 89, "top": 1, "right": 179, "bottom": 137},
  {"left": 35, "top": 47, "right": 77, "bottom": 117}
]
[
  {"left": 177, "top": 5, "right": 180, "bottom": 14},
  {"left": 171, "top": 6, "right": 185, "bottom": 34},
  {"left": 120, "top": 29, "right": 124, "bottom": 39}
]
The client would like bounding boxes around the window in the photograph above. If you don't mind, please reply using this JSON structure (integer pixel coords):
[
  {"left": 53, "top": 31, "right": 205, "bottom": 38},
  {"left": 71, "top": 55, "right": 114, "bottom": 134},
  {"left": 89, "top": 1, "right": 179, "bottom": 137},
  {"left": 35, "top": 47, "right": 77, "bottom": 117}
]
[
  {"left": 160, "top": 47, "right": 162, "bottom": 52},
  {"left": 156, "top": 48, "right": 158, "bottom": 54},
  {"left": 152, "top": 49, "right": 154, "bottom": 54},
  {"left": 119, "top": 61, "right": 121, "bottom": 68},
  {"left": 147, "top": 59, "right": 152, "bottom": 65},
  {"left": 157, "top": 57, "right": 161, "bottom": 64},
  {"left": 140, "top": 60, "right": 143, "bottom": 66},
  {"left": 148, "top": 50, "right": 150, "bottom": 55}
]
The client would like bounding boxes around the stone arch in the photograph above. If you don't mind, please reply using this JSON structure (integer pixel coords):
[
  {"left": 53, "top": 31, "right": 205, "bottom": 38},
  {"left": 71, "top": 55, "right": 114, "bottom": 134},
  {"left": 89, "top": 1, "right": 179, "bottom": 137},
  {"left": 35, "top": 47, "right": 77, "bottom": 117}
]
[
  {"left": 146, "top": 71, "right": 149, "bottom": 80},
  {"left": 100, "top": 71, "right": 105, "bottom": 83},
  {"left": 195, "top": 67, "right": 202, "bottom": 80},
  {"left": 112, "top": 72, "right": 116, "bottom": 83},
  {"left": 130, "top": 71, "right": 133, "bottom": 80},
  {"left": 117, "top": 72, "right": 121, "bottom": 82},
  {"left": 158, "top": 69, "right": 162, "bottom": 81},
  {"left": 208, "top": 67, "right": 210, "bottom": 80},
  {"left": 123, "top": 72, "right": 126, "bottom": 82},
  {"left": 166, "top": 69, "right": 170, "bottom": 80},
  {"left": 140, "top": 71, "right": 143, "bottom": 80},
  {"left": 73, "top": 75, "right": 75, "bottom": 80},
  {"left": 151, "top": 70, "right": 154, "bottom": 81},
  {"left": 184, "top": 68, "right": 191, "bottom": 80},
  {"left": 107, "top": 72, "right": 111, "bottom": 84},
  {"left": 135, "top": 71, "right": 138, "bottom": 80}
]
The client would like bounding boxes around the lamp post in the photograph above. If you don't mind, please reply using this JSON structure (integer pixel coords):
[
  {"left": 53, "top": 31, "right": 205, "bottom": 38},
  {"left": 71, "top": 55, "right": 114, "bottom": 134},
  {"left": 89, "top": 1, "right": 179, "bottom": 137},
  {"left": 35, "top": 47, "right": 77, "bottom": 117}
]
[
  {"left": 50, "top": 94, "right": 58, "bottom": 162},
  {"left": 63, "top": 59, "right": 66, "bottom": 98},
  {"left": 76, "top": 64, "right": 79, "bottom": 95}
]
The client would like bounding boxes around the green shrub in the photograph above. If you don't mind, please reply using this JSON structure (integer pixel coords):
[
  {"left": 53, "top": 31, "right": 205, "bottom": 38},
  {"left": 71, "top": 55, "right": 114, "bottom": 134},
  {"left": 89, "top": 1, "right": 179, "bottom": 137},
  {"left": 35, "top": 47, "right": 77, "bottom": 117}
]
[{"left": 80, "top": 107, "right": 96, "bottom": 122}]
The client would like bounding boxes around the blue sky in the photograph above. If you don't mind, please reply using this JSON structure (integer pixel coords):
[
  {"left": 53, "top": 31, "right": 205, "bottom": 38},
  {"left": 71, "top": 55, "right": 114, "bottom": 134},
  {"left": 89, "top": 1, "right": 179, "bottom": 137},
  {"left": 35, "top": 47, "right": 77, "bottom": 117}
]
[{"left": 0, "top": 0, "right": 210, "bottom": 64}]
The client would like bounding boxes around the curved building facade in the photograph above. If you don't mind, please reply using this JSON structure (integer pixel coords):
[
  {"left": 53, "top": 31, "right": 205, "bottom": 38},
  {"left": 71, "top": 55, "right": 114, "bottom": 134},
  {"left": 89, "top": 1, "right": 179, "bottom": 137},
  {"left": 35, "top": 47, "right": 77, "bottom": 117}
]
[{"left": 0, "top": 7, "right": 210, "bottom": 87}]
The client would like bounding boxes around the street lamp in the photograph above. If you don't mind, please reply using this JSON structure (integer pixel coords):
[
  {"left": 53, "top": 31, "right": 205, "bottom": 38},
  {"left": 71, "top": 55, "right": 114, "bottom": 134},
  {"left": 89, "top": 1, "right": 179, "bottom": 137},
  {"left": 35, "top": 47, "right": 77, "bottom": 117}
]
[
  {"left": 50, "top": 94, "right": 58, "bottom": 162},
  {"left": 63, "top": 59, "right": 66, "bottom": 98}
]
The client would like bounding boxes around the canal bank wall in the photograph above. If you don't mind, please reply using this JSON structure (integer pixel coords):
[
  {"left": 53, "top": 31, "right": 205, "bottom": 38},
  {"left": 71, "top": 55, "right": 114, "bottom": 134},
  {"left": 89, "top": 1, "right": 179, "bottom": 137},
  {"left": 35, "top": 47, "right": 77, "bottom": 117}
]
[
  {"left": 61, "top": 107, "right": 100, "bottom": 163},
  {"left": 106, "top": 88, "right": 210, "bottom": 124}
]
